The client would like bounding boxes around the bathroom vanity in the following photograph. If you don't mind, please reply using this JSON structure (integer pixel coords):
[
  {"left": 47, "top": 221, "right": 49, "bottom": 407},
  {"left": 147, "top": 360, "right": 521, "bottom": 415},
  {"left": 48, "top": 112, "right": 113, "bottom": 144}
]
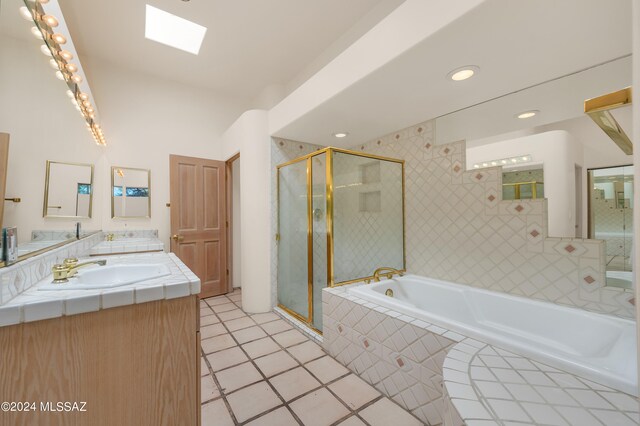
[{"left": 0, "top": 250, "right": 201, "bottom": 426}]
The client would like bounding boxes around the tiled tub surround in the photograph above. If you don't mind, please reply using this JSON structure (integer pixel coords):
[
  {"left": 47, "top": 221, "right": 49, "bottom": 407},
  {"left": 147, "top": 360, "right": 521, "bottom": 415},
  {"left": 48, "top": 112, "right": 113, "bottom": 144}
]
[
  {"left": 0, "top": 252, "right": 200, "bottom": 326},
  {"left": 0, "top": 231, "right": 104, "bottom": 306},
  {"left": 324, "top": 285, "right": 457, "bottom": 424},
  {"left": 323, "top": 286, "right": 639, "bottom": 426},
  {"left": 443, "top": 343, "right": 640, "bottom": 426},
  {"left": 90, "top": 230, "right": 164, "bottom": 255},
  {"left": 351, "top": 120, "right": 634, "bottom": 318},
  {"left": 349, "top": 275, "right": 637, "bottom": 396}
]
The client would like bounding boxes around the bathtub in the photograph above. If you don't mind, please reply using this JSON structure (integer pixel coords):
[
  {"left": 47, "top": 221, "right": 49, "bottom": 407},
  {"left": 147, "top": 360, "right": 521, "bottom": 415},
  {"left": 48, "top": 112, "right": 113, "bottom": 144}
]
[{"left": 348, "top": 275, "right": 638, "bottom": 396}]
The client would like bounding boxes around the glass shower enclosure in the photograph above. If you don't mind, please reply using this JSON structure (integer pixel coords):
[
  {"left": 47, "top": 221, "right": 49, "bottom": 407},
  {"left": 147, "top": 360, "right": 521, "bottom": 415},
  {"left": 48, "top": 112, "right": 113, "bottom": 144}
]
[{"left": 277, "top": 148, "right": 405, "bottom": 332}]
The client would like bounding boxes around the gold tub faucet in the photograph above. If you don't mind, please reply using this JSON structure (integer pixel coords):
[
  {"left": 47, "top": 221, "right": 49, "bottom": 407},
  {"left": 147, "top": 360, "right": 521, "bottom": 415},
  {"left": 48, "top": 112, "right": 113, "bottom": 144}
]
[
  {"left": 370, "top": 267, "right": 404, "bottom": 283},
  {"left": 52, "top": 257, "right": 107, "bottom": 283},
  {"left": 106, "top": 233, "right": 115, "bottom": 241}
]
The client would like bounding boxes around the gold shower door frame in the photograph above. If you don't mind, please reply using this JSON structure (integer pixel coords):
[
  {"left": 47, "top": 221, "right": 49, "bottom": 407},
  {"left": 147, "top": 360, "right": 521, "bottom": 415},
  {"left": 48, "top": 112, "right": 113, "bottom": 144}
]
[{"left": 276, "top": 147, "right": 406, "bottom": 332}]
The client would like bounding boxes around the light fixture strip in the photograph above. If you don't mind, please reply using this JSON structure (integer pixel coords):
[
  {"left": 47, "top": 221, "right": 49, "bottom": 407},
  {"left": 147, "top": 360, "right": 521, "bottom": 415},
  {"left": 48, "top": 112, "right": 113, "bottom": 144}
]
[
  {"left": 24, "top": 0, "right": 106, "bottom": 146},
  {"left": 473, "top": 155, "right": 532, "bottom": 169}
]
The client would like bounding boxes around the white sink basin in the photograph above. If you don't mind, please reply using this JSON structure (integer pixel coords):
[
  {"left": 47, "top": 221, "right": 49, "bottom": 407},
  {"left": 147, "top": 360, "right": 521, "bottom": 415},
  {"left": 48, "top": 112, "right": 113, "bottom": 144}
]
[{"left": 39, "top": 263, "right": 171, "bottom": 291}]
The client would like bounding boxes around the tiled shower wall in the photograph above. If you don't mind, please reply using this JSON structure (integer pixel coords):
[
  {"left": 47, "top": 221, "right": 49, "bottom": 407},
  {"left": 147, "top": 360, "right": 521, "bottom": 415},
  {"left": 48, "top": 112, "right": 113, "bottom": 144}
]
[{"left": 350, "top": 120, "right": 635, "bottom": 318}]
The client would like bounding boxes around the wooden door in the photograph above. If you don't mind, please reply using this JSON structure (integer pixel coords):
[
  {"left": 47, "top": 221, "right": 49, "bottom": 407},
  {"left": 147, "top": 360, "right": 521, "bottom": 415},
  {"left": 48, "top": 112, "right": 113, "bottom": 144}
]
[{"left": 170, "top": 155, "right": 227, "bottom": 298}]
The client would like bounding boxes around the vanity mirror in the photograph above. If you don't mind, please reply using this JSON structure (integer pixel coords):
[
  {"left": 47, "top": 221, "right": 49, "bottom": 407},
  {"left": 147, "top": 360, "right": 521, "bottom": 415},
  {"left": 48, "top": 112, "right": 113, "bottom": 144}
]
[
  {"left": 0, "top": 0, "right": 102, "bottom": 267},
  {"left": 111, "top": 167, "right": 151, "bottom": 218},
  {"left": 43, "top": 161, "right": 94, "bottom": 218}
]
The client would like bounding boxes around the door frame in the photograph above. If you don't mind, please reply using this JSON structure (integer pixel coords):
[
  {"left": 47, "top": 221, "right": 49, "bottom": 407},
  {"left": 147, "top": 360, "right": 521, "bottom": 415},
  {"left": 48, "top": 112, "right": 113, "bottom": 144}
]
[{"left": 225, "top": 153, "right": 240, "bottom": 293}]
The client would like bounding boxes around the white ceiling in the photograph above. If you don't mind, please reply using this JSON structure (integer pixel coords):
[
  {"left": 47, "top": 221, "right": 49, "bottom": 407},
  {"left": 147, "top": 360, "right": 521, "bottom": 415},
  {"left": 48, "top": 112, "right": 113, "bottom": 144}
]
[
  {"left": 273, "top": 0, "right": 633, "bottom": 147},
  {"left": 57, "top": 0, "right": 404, "bottom": 104}
]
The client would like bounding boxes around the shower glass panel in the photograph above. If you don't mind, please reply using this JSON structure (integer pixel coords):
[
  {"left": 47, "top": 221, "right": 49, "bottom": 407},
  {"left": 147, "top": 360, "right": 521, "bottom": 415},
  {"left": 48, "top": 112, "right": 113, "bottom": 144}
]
[
  {"left": 277, "top": 160, "right": 309, "bottom": 320},
  {"left": 332, "top": 151, "right": 404, "bottom": 283},
  {"left": 277, "top": 148, "right": 405, "bottom": 333},
  {"left": 589, "top": 165, "right": 633, "bottom": 289},
  {"left": 311, "top": 154, "right": 327, "bottom": 331}
]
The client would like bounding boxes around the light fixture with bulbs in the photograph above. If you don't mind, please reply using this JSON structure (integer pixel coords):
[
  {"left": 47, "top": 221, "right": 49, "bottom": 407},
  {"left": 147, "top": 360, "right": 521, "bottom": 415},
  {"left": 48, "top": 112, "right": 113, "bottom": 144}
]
[
  {"left": 448, "top": 65, "right": 480, "bottom": 82},
  {"left": 473, "top": 154, "right": 532, "bottom": 170},
  {"left": 20, "top": 1, "right": 107, "bottom": 146},
  {"left": 41, "top": 14, "right": 59, "bottom": 27},
  {"left": 333, "top": 132, "right": 349, "bottom": 138},
  {"left": 516, "top": 110, "right": 539, "bottom": 119}
]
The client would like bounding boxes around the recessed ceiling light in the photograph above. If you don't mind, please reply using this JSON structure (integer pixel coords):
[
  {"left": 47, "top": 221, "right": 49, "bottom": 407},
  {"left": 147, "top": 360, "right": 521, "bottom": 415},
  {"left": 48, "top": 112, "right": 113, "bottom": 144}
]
[
  {"left": 516, "top": 110, "right": 539, "bottom": 119},
  {"left": 333, "top": 132, "right": 348, "bottom": 138},
  {"left": 448, "top": 65, "right": 479, "bottom": 81},
  {"left": 145, "top": 5, "right": 207, "bottom": 55}
]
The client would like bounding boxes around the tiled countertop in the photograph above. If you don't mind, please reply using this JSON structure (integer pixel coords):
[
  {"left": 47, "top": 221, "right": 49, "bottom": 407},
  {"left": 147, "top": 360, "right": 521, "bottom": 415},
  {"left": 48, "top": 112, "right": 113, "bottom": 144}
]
[
  {"left": 0, "top": 252, "right": 200, "bottom": 327},
  {"left": 443, "top": 341, "right": 640, "bottom": 426}
]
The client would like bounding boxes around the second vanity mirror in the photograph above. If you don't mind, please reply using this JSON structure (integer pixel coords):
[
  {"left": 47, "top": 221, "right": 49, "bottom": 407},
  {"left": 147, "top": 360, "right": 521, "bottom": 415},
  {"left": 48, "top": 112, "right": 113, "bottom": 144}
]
[
  {"left": 111, "top": 167, "right": 151, "bottom": 218},
  {"left": 43, "top": 161, "right": 94, "bottom": 218}
]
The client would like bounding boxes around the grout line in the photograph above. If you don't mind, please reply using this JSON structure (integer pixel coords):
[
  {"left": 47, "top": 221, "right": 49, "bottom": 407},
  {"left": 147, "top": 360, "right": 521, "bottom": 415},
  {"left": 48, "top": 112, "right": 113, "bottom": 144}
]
[{"left": 204, "top": 294, "right": 305, "bottom": 426}]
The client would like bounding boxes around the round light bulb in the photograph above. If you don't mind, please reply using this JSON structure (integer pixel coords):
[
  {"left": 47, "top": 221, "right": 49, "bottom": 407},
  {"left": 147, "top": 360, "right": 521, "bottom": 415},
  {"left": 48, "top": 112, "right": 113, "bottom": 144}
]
[
  {"left": 71, "top": 74, "right": 83, "bottom": 83},
  {"left": 482, "top": 163, "right": 488, "bottom": 167},
  {"left": 333, "top": 132, "right": 348, "bottom": 138},
  {"left": 473, "top": 165, "right": 479, "bottom": 169},
  {"left": 51, "top": 33, "right": 66, "bottom": 44},
  {"left": 31, "top": 26, "right": 43, "bottom": 40},
  {"left": 42, "top": 15, "right": 59, "bottom": 27},
  {"left": 66, "top": 63, "right": 78, "bottom": 73},
  {"left": 491, "top": 161, "right": 497, "bottom": 166},
  {"left": 19, "top": 6, "right": 33, "bottom": 21},
  {"left": 86, "top": 107, "right": 94, "bottom": 113},
  {"left": 59, "top": 50, "right": 73, "bottom": 60},
  {"left": 501, "top": 160, "right": 507, "bottom": 164},
  {"left": 40, "top": 44, "right": 52, "bottom": 56},
  {"left": 522, "top": 156, "right": 528, "bottom": 161},
  {"left": 79, "top": 93, "right": 89, "bottom": 101}
]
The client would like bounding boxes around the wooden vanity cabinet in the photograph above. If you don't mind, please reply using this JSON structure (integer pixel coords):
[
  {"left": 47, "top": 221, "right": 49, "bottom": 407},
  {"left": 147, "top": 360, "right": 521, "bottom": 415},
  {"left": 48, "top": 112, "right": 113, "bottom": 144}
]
[{"left": 0, "top": 295, "right": 200, "bottom": 426}]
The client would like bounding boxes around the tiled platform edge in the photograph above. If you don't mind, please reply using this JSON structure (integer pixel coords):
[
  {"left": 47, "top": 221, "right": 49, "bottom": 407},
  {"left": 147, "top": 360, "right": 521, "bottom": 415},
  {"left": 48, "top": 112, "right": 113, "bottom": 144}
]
[
  {"left": 443, "top": 342, "right": 640, "bottom": 426},
  {"left": 324, "top": 285, "right": 640, "bottom": 426},
  {"left": 323, "top": 286, "right": 461, "bottom": 425}
]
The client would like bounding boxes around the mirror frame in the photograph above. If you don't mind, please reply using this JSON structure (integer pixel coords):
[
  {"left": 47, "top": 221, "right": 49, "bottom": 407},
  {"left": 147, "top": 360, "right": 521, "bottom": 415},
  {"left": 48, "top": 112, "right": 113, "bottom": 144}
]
[
  {"left": 42, "top": 160, "right": 95, "bottom": 219},
  {"left": 111, "top": 166, "right": 151, "bottom": 219}
]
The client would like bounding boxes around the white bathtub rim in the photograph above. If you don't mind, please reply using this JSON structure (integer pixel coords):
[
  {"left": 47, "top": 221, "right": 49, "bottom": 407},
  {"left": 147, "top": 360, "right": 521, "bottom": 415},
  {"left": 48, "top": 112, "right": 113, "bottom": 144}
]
[{"left": 347, "top": 275, "right": 638, "bottom": 396}]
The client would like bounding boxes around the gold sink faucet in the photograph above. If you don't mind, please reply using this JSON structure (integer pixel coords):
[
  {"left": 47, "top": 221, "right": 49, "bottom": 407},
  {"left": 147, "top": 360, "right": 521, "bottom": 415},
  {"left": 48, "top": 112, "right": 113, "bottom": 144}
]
[
  {"left": 105, "top": 233, "right": 115, "bottom": 241},
  {"left": 52, "top": 257, "right": 107, "bottom": 283},
  {"left": 367, "top": 267, "right": 404, "bottom": 284}
]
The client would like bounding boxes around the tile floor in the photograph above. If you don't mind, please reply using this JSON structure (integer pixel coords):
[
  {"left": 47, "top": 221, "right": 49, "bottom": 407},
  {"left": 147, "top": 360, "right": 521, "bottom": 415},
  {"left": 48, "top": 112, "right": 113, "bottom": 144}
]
[{"left": 200, "top": 289, "right": 424, "bottom": 426}]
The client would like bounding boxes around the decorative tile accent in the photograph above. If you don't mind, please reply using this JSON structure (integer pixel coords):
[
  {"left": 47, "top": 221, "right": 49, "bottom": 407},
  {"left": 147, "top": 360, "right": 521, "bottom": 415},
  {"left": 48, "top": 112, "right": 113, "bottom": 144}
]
[{"left": 352, "top": 119, "right": 633, "bottom": 318}]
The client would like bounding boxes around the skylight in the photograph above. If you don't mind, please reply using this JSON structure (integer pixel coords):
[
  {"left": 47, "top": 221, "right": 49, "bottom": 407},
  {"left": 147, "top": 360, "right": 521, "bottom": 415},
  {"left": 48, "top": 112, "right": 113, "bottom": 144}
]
[{"left": 144, "top": 5, "right": 207, "bottom": 55}]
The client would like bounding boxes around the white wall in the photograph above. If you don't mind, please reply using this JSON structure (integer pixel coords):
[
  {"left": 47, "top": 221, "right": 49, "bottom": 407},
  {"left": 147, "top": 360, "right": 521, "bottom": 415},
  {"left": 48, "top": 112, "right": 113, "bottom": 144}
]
[
  {"left": 467, "top": 130, "right": 583, "bottom": 237},
  {"left": 221, "top": 110, "right": 271, "bottom": 313},
  {"left": 232, "top": 158, "right": 241, "bottom": 288},
  {"left": 0, "top": 35, "right": 246, "bottom": 247},
  {"left": 85, "top": 57, "right": 245, "bottom": 248}
]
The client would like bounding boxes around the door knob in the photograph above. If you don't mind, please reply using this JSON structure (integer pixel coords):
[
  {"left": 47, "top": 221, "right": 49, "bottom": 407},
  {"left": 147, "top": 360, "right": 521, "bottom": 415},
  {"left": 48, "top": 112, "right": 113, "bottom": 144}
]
[{"left": 172, "top": 234, "right": 184, "bottom": 241}]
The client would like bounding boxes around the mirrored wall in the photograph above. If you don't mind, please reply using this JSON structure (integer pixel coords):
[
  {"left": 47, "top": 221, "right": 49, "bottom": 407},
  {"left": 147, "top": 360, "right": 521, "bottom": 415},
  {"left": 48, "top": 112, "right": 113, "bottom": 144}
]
[{"left": 589, "top": 165, "right": 634, "bottom": 289}]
